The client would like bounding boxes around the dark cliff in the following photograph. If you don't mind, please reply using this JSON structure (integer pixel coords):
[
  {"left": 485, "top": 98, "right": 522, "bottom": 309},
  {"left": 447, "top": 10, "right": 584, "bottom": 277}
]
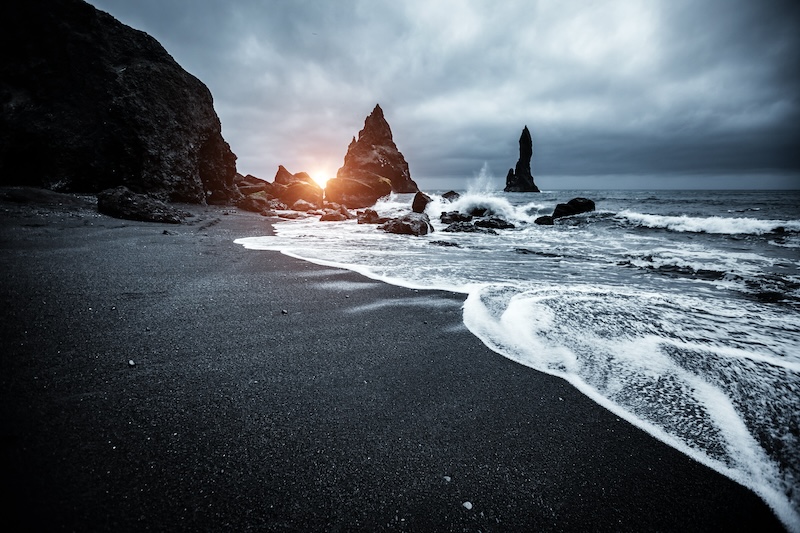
[{"left": 0, "top": 0, "right": 238, "bottom": 204}]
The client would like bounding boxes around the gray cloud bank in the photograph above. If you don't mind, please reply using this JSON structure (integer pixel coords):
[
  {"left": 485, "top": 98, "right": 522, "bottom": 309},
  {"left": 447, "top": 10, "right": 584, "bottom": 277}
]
[{"left": 89, "top": 0, "right": 799, "bottom": 189}]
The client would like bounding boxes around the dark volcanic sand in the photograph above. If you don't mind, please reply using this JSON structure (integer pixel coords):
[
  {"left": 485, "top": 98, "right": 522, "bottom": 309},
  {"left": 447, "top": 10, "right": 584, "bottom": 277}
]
[{"left": 0, "top": 188, "right": 786, "bottom": 532}]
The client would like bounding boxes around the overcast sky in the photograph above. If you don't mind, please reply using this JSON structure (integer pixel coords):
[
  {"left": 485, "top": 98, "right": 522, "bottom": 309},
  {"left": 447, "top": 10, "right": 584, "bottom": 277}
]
[{"left": 88, "top": 0, "right": 799, "bottom": 190}]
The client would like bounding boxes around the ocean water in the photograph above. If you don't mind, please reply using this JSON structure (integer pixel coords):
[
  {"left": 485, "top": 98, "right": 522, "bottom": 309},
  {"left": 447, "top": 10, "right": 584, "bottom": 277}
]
[{"left": 236, "top": 187, "right": 800, "bottom": 531}]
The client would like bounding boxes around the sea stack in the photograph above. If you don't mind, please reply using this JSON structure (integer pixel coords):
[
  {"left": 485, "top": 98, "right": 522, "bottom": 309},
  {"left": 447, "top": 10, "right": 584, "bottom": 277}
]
[
  {"left": 0, "top": 0, "right": 238, "bottom": 204},
  {"left": 325, "top": 104, "right": 418, "bottom": 208},
  {"left": 504, "top": 126, "right": 540, "bottom": 193}
]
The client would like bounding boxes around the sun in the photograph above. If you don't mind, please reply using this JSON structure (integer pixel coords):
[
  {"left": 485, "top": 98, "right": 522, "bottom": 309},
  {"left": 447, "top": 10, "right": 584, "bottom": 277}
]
[{"left": 311, "top": 171, "right": 330, "bottom": 188}]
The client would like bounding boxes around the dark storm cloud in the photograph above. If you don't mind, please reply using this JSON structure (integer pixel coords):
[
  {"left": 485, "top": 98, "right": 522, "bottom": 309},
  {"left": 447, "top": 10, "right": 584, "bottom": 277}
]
[{"left": 89, "top": 0, "right": 799, "bottom": 188}]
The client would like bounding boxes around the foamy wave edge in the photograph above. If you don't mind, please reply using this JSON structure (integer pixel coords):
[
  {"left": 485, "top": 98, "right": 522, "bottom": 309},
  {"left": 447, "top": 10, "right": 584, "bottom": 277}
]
[{"left": 617, "top": 210, "right": 800, "bottom": 235}]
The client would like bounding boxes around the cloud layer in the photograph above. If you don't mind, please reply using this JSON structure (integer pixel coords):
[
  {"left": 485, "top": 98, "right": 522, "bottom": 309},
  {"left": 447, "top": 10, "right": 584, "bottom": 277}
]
[{"left": 89, "top": 0, "right": 800, "bottom": 189}]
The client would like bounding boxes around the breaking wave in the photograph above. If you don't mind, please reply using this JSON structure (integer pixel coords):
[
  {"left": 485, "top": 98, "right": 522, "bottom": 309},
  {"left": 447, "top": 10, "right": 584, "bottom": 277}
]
[{"left": 617, "top": 211, "right": 800, "bottom": 235}]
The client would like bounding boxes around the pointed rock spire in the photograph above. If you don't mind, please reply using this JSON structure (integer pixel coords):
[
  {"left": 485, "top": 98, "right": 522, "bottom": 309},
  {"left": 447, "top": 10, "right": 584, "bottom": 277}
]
[
  {"left": 326, "top": 104, "right": 418, "bottom": 208},
  {"left": 504, "top": 125, "right": 540, "bottom": 192}
]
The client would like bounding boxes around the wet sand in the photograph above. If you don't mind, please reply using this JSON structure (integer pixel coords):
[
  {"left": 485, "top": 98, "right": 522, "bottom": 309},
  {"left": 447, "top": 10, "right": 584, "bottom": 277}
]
[{"left": 0, "top": 188, "right": 785, "bottom": 531}]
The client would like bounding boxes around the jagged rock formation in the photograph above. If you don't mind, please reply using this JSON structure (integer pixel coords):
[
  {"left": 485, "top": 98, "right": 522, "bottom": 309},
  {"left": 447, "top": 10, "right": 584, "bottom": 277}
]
[
  {"left": 270, "top": 165, "right": 323, "bottom": 207},
  {"left": 0, "top": 0, "right": 238, "bottom": 204},
  {"left": 325, "top": 104, "right": 418, "bottom": 208},
  {"left": 504, "top": 126, "right": 540, "bottom": 193}
]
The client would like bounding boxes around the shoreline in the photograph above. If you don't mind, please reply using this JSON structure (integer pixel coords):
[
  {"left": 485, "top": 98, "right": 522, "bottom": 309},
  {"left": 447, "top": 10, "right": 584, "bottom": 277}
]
[{"left": 0, "top": 189, "right": 786, "bottom": 531}]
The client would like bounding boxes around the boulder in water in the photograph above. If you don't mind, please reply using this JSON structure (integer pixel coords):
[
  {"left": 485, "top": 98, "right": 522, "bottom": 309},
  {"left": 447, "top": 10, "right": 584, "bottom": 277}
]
[
  {"left": 412, "top": 191, "right": 432, "bottom": 213},
  {"left": 442, "top": 191, "right": 461, "bottom": 202},
  {"left": 440, "top": 211, "right": 473, "bottom": 224},
  {"left": 379, "top": 213, "right": 433, "bottom": 236},
  {"left": 552, "top": 198, "right": 595, "bottom": 219},
  {"left": 475, "top": 216, "right": 515, "bottom": 230}
]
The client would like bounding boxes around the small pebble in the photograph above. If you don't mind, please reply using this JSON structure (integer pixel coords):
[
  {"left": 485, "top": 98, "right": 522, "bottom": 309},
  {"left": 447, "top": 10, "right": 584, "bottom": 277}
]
[
  {"left": 281, "top": 309, "right": 288, "bottom": 315},
  {"left": 462, "top": 501, "right": 473, "bottom": 510},
  {"left": 443, "top": 476, "right": 451, "bottom": 482},
  {"left": 128, "top": 360, "right": 136, "bottom": 367}
]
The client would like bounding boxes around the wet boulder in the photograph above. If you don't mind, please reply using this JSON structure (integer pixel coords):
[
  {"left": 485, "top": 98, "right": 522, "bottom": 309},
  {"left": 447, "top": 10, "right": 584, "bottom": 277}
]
[
  {"left": 552, "top": 197, "right": 595, "bottom": 219},
  {"left": 475, "top": 216, "right": 515, "bottom": 230},
  {"left": 440, "top": 211, "right": 473, "bottom": 224},
  {"left": 412, "top": 191, "right": 432, "bottom": 213},
  {"left": 534, "top": 215, "right": 555, "bottom": 226},
  {"left": 379, "top": 213, "right": 434, "bottom": 236},
  {"left": 442, "top": 191, "right": 461, "bottom": 202}
]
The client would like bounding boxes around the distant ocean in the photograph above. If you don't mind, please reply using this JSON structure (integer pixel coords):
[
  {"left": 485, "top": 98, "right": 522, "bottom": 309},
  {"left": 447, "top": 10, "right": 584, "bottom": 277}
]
[{"left": 237, "top": 186, "right": 800, "bottom": 530}]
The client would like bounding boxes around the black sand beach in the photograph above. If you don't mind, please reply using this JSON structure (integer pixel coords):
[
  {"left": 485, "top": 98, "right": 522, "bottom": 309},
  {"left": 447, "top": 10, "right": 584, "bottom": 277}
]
[{"left": 0, "top": 189, "right": 786, "bottom": 532}]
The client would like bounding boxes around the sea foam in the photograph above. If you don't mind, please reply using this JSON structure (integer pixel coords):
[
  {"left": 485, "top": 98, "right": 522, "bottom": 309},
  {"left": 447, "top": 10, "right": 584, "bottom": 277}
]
[{"left": 617, "top": 210, "right": 800, "bottom": 235}]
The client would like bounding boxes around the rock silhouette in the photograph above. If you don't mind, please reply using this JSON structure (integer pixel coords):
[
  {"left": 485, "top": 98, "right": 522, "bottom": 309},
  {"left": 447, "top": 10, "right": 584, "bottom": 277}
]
[
  {"left": 504, "top": 126, "right": 540, "bottom": 193},
  {"left": 0, "top": 0, "right": 238, "bottom": 204}
]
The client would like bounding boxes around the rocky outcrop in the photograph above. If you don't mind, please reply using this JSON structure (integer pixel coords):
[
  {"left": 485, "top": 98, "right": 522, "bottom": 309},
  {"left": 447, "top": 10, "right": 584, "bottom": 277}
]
[
  {"left": 325, "top": 104, "right": 418, "bottom": 208},
  {"left": 97, "top": 186, "right": 186, "bottom": 223},
  {"left": 269, "top": 166, "right": 323, "bottom": 208},
  {"left": 0, "top": 0, "right": 238, "bottom": 204},
  {"left": 552, "top": 197, "right": 595, "bottom": 219},
  {"left": 379, "top": 213, "right": 433, "bottom": 236},
  {"left": 504, "top": 126, "right": 540, "bottom": 193}
]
